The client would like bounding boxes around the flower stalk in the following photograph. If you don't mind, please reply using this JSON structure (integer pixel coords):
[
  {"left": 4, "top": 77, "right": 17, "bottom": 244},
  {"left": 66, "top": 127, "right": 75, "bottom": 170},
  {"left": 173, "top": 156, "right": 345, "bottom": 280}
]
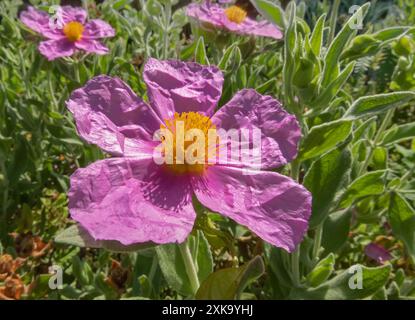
[
  {"left": 312, "top": 224, "right": 323, "bottom": 263},
  {"left": 328, "top": 0, "right": 341, "bottom": 44},
  {"left": 291, "top": 247, "right": 301, "bottom": 287}
]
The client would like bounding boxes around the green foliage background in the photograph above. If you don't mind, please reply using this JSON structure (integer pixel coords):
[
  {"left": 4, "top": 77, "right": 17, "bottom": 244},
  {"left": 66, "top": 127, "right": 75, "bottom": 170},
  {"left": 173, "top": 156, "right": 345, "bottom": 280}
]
[{"left": 1, "top": 0, "right": 415, "bottom": 300}]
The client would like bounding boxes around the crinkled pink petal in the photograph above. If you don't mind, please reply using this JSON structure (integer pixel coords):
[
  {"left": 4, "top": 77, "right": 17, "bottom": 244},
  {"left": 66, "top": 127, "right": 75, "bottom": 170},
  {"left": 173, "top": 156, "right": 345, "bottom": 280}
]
[
  {"left": 20, "top": 6, "right": 64, "bottom": 40},
  {"left": 186, "top": 2, "right": 283, "bottom": 40},
  {"left": 38, "top": 39, "right": 76, "bottom": 60},
  {"left": 192, "top": 165, "right": 311, "bottom": 252},
  {"left": 83, "top": 19, "right": 115, "bottom": 39},
  {"left": 69, "top": 158, "right": 196, "bottom": 245},
  {"left": 220, "top": 17, "right": 283, "bottom": 40},
  {"left": 365, "top": 243, "right": 392, "bottom": 264},
  {"left": 212, "top": 89, "right": 301, "bottom": 169},
  {"left": 241, "top": 19, "right": 283, "bottom": 40},
  {"left": 75, "top": 38, "right": 109, "bottom": 55},
  {"left": 143, "top": 58, "right": 224, "bottom": 120},
  {"left": 60, "top": 6, "right": 87, "bottom": 24},
  {"left": 186, "top": 2, "right": 225, "bottom": 29},
  {"left": 66, "top": 75, "right": 162, "bottom": 156}
]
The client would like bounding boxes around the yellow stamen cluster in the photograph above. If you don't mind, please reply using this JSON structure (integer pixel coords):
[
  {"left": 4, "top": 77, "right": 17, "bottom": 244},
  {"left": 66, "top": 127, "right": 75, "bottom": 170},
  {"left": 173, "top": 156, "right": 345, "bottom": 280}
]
[
  {"left": 160, "top": 112, "right": 218, "bottom": 175},
  {"left": 224, "top": 5, "right": 247, "bottom": 24},
  {"left": 63, "top": 21, "right": 84, "bottom": 42}
]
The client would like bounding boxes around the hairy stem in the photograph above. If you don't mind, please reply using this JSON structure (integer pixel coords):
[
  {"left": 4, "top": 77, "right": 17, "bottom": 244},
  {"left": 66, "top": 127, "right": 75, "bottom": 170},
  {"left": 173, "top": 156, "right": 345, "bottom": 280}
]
[
  {"left": 291, "top": 248, "right": 301, "bottom": 287},
  {"left": 328, "top": 0, "right": 341, "bottom": 44},
  {"left": 48, "top": 72, "right": 59, "bottom": 111},
  {"left": 312, "top": 224, "right": 323, "bottom": 263}
]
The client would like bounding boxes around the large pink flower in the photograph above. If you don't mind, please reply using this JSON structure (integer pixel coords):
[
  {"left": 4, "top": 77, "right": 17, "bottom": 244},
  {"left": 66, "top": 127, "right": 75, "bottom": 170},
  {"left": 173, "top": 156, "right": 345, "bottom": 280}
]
[
  {"left": 186, "top": 1, "right": 283, "bottom": 40},
  {"left": 20, "top": 6, "right": 115, "bottom": 60},
  {"left": 66, "top": 58, "right": 311, "bottom": 252}
]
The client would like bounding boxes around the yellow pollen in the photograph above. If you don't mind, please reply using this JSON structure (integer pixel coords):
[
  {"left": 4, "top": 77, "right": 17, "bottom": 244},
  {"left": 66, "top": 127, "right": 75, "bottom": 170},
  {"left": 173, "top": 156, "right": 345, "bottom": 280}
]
[
  {"left": 225, "top": 5, "right": 247, "bottom": 24},
  {"left": 160, "top": 112, "right": 218, "bottom": 175},
  {"left": 63, "top": 21, "right": 84, "bottom": 42}
]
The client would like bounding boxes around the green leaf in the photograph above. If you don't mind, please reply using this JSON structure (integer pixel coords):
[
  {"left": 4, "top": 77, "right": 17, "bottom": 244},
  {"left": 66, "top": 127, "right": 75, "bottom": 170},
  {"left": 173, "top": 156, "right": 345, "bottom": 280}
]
[
  {"left": 55, "top": 224, "right": 155, "bottom": 252},
  {"left": 291, "top": 264, "right": 391, "bottom": 299},
  {"left": 304, "top": 147, "right": 352, "bottom": 227},
  {"left": 339, "top": 170, "right": 387, "bottom": 208},
  {"left": 267, "top": 247, "right": 295, "bottom": 291},
  {"left": 341, "top": 34, "right": 381, "bottom": 60},
  {"left": 312, "top": 61, "right": 355, "bottom": 110},
  {"left": 195, "top": 256, "right": 265, "bottom": 300},
  {"left": 309, "top": 14, "right": 326, "bottom": 57},
  {"left": 218, "top": 45, "right": 242, "bottom": 74},
  {"left": 381, "top": 122, "right": 415, "bottom": 146},
  {"left": 218, "top": 44, "right": 237, "bottom": 70},
  {"left": 374, "top": 27, "right": 409, "bottom": 41},
  {"left": 72, "top": 255, "right": 93, "bottom": 287},
  {"left": 192, "top": 231, "right": 214, "bottom": 284},
  {"left": 156, "top": 231, "right": 213, "bottom": 296},
  {"left": 299, "top": 119, "right": 353, "bottom": 161},
  {"left": 180, "top": 40, "right": 198, "bottom": 60},
  {"left": 345, "top": 92, "right": 415, "bottom": 119},
  {"left": 353, "top": 117, "right": 377, "bottom": 143},
  {"left": 195, "top": 36, "right": 209, "bottom": 65},
  {"left": 251, "top": 0, "right": 286, "bottom": 29},
  {"left": 389, "top": 192, "right": 415, "bottom": 260},
  {"left": 321, "top": 3, "right": 370, "bottom": 87},
  {"left": 306, "top": 253, "right": 335, "bottom": 287},
  {"left": 321, "top": 209, "right": 352, "bottom": 254},
  {"left": 255, "top": 78, "right": 276, "bottom": 94}
]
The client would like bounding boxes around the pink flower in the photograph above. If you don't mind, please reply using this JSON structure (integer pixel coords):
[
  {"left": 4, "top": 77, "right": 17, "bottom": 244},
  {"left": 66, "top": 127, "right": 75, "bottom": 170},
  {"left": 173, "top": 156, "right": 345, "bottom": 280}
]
[
  {"left": 20, "top": 6, "right": 115, "bottom": 61},
  {"left": 66, "top": 58, "right": 311, "bottom": 252},
  {"left": 186, "top": 1, "right": 283, "bottom": 40},
  {"left": 365, "top": 243, "right": 392, "bottom": 264}
]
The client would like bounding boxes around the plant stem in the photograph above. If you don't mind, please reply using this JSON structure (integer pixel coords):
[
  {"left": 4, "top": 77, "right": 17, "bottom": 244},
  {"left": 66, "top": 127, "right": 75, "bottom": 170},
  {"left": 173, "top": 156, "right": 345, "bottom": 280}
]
[
  {"left": 178, "top": 239, "right": 200, "bottom": 295},
  {"left": 328, "top": 0, "right": 341, "bottom": 44},
  {"left": 312, "top": 224, "right": 323, "bottom": 262},
  {"left": 48, "top": 72, "right": 59, "bottom": 111},
  {"left": 291, "top": 248, "right": 300, "bottom": 287},
  {"left": 74, "top": 60, "right": 81, "bottom": 84},
  {"left": 162, "top": 3, "right": 171, "bottom": 59},
  {"left": 358, "top": 109, "right": 394, "bottom": 176},
  {"left": 291, "top": 159, "right": 300, "bottom": 181}
]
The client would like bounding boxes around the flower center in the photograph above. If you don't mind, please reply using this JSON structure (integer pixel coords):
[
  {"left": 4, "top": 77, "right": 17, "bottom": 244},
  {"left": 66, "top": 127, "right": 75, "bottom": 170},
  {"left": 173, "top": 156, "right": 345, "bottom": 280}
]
[
  {"left": 63, "top": 21, "right": 84, "bottom": 42},
  {"left": 159, "top": 112, "right": 218, "bottom": 175},
  {"left": 224, "top": 5, "right": 247, "bottom": 24}
]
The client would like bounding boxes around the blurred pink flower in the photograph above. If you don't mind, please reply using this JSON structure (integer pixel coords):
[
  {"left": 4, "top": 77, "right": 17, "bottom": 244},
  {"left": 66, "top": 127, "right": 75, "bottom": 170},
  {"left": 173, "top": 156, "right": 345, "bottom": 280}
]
[
  {"left": 365, "top": 243, "right": 392, "bottom": 264},
  {"left": 186, "top": 1, "right": 283, "bottom": 40},
  {"left": 20, "top": 6, "right": 115, "bottom": 60},
  {"left": 66, "top": 58, "right": 310, "bottom": 252}
]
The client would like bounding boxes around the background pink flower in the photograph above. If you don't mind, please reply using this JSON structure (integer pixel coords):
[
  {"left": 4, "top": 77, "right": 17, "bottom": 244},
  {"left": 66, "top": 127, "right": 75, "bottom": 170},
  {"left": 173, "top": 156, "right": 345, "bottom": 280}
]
[
  {"left": 66, "top": 58, "right": 311, "bottom": 252},
  {"left": 20, "top": 6, "right": 115, "bottom": 60},
  {"left": 186, "top": 1, "right": 283, "bottom": 40},
  {"left": 365, "top": 243, "right": 392, "bottom": 264}
]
